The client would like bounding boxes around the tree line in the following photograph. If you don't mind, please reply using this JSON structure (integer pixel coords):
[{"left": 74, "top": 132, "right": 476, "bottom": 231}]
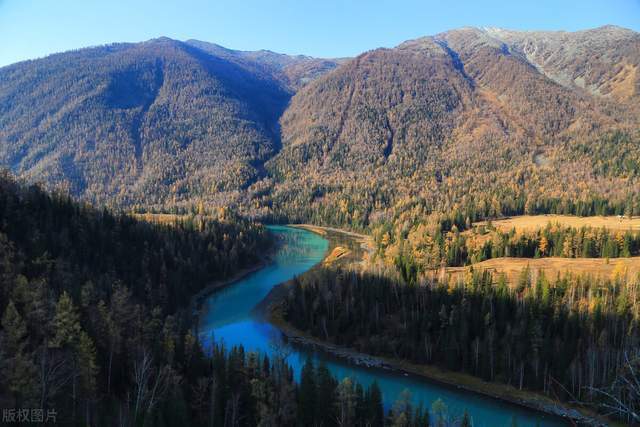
[
  {"left": 147, "top": 339, "right": 473, "bottom": 427},
  {"left": 472, "top": 223, "right": 640, "bottom": 262},
  {"left": 375, "top": 221, "right": 640, "bottom": 279}
]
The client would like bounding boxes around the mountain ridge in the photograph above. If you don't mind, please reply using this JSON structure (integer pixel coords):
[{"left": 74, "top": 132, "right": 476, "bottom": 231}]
[
  {"left": 0, "top": 26, "right": 638, "bottom": 220},
  {"left": 0, "top": 37, "right": 298, "bottom": 207},
  {"left": 261, "top": 24, "right": 639, "bottom": 225}
]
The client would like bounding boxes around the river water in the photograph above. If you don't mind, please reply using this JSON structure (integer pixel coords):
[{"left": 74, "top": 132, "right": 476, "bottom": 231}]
[{"left": 198, "top": 225, "right": 567, "bottom": 426}]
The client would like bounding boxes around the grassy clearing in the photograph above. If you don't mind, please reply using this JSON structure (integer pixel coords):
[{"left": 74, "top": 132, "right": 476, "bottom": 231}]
[
  {"left": 131, "top": 213, "right": 186, "bottom": 224},
  {"left": 476, "top": 214, "right": 640, "bottom": 232},
  {"left": 445, "top": 256, "right": 640, "bottom": 284}
]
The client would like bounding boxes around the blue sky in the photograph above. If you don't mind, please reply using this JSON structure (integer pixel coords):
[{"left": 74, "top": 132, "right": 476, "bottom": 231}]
[{"left": 1, "top": 0, "right": 639, "bottom": 67}]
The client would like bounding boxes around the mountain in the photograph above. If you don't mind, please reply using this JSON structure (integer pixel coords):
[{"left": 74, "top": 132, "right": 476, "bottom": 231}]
[
  {"left": 0, "top": 38, "right": 338, "bottom": 208},
  {"left": 478, "top": 25, "right": 640, "bottom": 102},
  {"left": 261, "top": 25, "right": 640, "bottom": 226},
  {"left": 1, "top": 27, "right": 639, "bottom": 222},
  {"left": 184, "top": 39, "right": 344, "bottom": 90}
]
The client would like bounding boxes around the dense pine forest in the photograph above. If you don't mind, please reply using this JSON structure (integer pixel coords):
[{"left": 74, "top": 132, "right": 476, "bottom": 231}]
[
  {"left": 282, "top": 267, "right": 640, "bottom": 423},
  {"left": 467, "top": 224, "right": 640, "bottom": 261},
  {"left": 0, "top": 173, "right": 275, "bottom": 425}
]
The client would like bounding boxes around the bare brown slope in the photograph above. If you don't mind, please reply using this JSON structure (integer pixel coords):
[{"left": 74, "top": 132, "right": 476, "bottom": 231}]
[{"left": 481, "top": 25, "right": 640, "bottom": 103}]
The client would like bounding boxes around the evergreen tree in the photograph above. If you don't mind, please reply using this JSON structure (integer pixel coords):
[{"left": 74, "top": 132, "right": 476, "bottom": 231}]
[
  {"left": 0, "top": 301, "right": 37, "bottom": 403},
  {"left": 460, "top": 410, "right": 471, "bottom": 427},
  {"left": 337, "top": 377, "right": 357, "bottom": 426},
  {"left": 390, "top": 389, "right": 413, "bottom": 427},
  {"left": 316, "top": 362, "right": 338, "bottom": 426},
  {"left": 297, "top": 357, "right": 317, "bottom": 426},
  {"left": 431, "top": 398, "right": 448, "bottom": 427},
  {"left": 368, "top": 380, "right": 385, "bottom": 426},
  {"left": 50, "top": 292, "right": 81, "bottom": 349},
  {"left": 76, "top": 330, "right": 98, "bottom": 396}
]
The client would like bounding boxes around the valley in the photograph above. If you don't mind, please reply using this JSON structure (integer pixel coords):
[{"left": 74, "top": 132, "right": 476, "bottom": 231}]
[
  {"left": 1, "top": 22, "right": 640, "bottom": 426},
  {"left": 201, "top": 225, "right": 570, "bottom": 426}
]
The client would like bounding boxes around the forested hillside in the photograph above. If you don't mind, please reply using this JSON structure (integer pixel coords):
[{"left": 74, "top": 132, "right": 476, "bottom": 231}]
[
  {"left": 0, "top": 174, "right": 272, "bottom": 424},
  {"left": 184, "top": 40, "right": 343, "bottom": 90},
  {"left": 0, "top": 38, "right": 337, "bottom": 209},
  {"left": 1, "top": 26, "right": 638, "bottom": 225},
  {"left": 283, "top": 267, "right": 640, "bottom": 423},
  {"left": 258, "top": 26, "right": 640, "bottom": 230}
]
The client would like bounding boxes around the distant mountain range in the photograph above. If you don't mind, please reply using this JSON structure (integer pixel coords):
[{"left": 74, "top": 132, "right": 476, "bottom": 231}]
[{"left": 1, "top": 26, "right": 638, "bottom": 220}]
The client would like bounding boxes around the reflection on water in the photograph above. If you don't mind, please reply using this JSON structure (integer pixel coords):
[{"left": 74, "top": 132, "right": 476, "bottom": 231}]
[{"left": 198, "top": 226, "right": 567, "bottom": 427}]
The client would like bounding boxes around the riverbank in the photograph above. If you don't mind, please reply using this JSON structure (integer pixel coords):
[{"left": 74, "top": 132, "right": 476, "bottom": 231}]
[
  {"left": 270, "top": 308, "right": 609, "bottom": 426},
  {"left": 263, "top": 225, "right": 612, "bottom": 427},
  {"left": 288, "top": 224, "right": 375, "bottom": 267},
  {"left": 190, "top": 231, "right": 280, "bottom": 316}
]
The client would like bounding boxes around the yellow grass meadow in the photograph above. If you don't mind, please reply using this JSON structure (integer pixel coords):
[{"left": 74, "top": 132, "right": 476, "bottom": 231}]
[
  {"left": 476, "top": 214, "right": 640, "bottom": 232},
  {"left": 445, "top": 256, "right": 640, "bottom": 285}
]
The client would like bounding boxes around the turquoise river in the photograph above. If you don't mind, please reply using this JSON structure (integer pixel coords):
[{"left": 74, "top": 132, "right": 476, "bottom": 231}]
[{"left": 198, "top": 225, "right": 568, "bottom": 427}]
